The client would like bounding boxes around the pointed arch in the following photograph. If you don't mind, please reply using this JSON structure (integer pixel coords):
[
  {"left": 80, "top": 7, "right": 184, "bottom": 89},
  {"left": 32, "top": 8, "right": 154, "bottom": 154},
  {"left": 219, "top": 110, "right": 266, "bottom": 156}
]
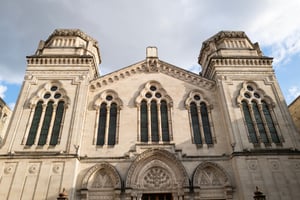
[
  {"left": 81, "top": 163, "right": 122, "bottom": 189},
  {"left": 24, "top": 81, "right": 69, "bottom": 146},
  {"left": 193, "top": 162, "right": 233, "bottom": 199},
  {"left": 185, "top": 90, "right": 215, "bottom": 146},
  {"left": 125, "top": 149, "right": 189, "bottom": 198},
  {"left": 80, "top": 163, "right": 122, "bottom": 199},
  {"left": 136, "top": 81, "right": 173, "bottom": 143},
  {"left": 93, "top": 90, "right": 123, "bottom": 146},
  {"left": 237, "top": 81, "right": 282, "bottom": 146}
]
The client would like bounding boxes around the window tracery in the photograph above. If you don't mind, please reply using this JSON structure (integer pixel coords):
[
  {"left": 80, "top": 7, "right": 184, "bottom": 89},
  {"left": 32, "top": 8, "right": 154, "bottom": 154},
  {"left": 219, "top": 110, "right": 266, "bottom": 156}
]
[
  {"left": 185, "top": 90, "right": 215, "bottom": 146},
  {"left": 136, "top": 81, "right": 173, "bottom": 143},
  {"left": 25, "top": 83, "right": 68, "bottom": 146},
  {"left": 93, "top": 90, "right": 122, "bottom": 146},
  {"left": 237, "top": 81, "right": 281, "bottom": 145}
]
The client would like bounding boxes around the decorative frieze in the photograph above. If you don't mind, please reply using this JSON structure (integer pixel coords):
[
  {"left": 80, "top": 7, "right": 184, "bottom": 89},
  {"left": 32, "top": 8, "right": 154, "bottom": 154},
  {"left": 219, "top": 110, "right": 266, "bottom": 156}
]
[{"left": 89, "top": 60, "right": 215, "bottom": 91}]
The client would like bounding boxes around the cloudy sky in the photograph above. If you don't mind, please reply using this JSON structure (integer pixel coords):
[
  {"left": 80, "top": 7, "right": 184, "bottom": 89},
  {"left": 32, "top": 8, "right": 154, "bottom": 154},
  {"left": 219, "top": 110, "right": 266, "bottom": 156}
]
[{"left": 1, "top": 0, "right": 300, "bottom": 108}]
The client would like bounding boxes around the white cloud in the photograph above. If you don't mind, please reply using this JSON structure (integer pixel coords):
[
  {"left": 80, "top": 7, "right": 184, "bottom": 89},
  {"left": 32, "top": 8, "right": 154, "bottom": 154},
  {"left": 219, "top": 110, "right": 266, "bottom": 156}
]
[
  {"left": 0, "top": 84, "right": 7, "bottom": 98},
  {"left": 8, "top": 102, "right": 15, "bottom": 110},
  {"left": 287, "top": 86, "right": 300, "bottom": 103}
]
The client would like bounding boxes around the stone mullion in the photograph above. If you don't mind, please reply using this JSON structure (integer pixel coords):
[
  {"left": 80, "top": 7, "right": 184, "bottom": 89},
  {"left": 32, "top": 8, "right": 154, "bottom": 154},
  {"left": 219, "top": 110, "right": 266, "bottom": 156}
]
[
  {"left": 137, "top": 105, "right": 141, "bottom": 142},
  {"left": 157, "top": 102, "right": 162, "bottom": 142},
  {"left": 186, "top": 105, "right": 195, "bottom": 143},
  {"left": 197, "top": 104, "right": 205, "bottom": 145},
  {"left": 22, "top": 105, "right": 36, "bottom": 144},
  {"left": 167, "top": 104, "right": 173, "bottom": 141},
  {"left": 268, "top": 105, "right": 282, "bottom": 142},
  {"left": 258, "top": 104, "right": 272, "bottom": 145},
  {"left": 46, "top": 103, "right": 57, "bottom": 145},
  {"left": 34, "top": 103, "right": 47, "bottom": 145},
  {"left": 104, "top": 105, "right": 110, "bottom": 145},
  {"left": 248, "top": 103, "right": 261, "bottom": 144},
  {"left": 147, "top": 102, "right": 151, "bottom": 143},
  {"left": 115, "top": 106, "right": 121, "bottom": 144},
  {"left": 207, "top": 106, "right": 216, "bottom": 143},
  {"left": 57, "top": 103, "right": 66, "bottom": 145},
  {"left": 93, "top": 108, "right": 100, "bottom": 145}
]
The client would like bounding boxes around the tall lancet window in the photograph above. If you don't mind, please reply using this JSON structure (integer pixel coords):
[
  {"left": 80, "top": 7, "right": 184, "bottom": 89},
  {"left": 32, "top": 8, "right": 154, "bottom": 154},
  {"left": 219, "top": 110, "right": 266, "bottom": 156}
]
[
  {"left": 237, "top": 82, "right": 281, "bottom": 146},
  {"left": 94, "top": 91, "right": 122, "bottom": 146},
  {"left": 25, "top": 84, "right": 68, "bottom": 146},
  {"left": 136, "top": 81, "right": 173, "bottom": 143},
  {"left": 185, "top": 91, "right": 215, "bottom": 146}
]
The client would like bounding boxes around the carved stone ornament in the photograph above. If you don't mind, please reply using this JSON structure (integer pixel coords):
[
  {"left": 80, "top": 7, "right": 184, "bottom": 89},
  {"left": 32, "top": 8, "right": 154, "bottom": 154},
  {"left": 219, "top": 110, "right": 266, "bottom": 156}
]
[{"left": 142, "top": 167, "right": 171, "bottom": 189}]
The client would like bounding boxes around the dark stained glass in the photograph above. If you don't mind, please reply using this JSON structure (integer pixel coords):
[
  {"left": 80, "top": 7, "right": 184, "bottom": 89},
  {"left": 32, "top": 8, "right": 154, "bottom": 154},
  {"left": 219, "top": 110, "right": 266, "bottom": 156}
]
[
  {"left": 97, "top": 103, "right": 107, "bottom": 145},
  {"left": 252, "top": 101, "right": 269, "bottom": 143},
  {"left": 190, "top": 102, "right": 202, "bottom": 144},
  {"left": 200, "top": 102, "right": 213, "bottom": 144},
  {"left": 262, "top": 101, "right": 280, "bottom": 143},
  {"left": 161, "top": 100, "right": 170, "bottom": 142},
  {"left": 140, "top": 100, "right": 148, "bottom": 142},
  {"left": 26, "top": 101, "right": 43, "bottom": 145},
  {"left": 151, "top": 100, "right": 159, "bottom": 142},
  {"left": 108, "top": 103, "right": 117, "bottom": 145},
  {"left": 38, "top": 101, "right": 54, "bottom": 145},
  {"left": 242, "top": 101, "right": 258, "bottom": 143},
  {"left": 50, "top": 101, "right": 65, "bottom": 145}
]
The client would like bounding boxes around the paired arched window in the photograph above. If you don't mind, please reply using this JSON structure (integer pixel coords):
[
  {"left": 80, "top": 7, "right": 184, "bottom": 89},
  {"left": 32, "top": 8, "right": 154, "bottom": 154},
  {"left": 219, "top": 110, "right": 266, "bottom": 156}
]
[
  {"left": 239, "top": 82, "right": 281, "bottom": 145},
  {"left": 25, "top": 85, "right": 67, "bottom": 146},
  {"left": 136, "top": 81, "right": 172, "bottom": 143},
  {"left": 94, "top": 91, "right": 122, "bottom": 146},
  {"left": 185, "top": 91, "right": 215, "bottom": 146}
]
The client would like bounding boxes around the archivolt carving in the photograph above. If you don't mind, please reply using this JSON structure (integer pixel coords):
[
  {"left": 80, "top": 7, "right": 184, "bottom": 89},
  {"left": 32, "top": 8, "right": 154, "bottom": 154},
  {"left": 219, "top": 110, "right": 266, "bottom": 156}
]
[
  {"left": 126, "top": 149, "right": 189, "bottom": 189},
  {"left": 28, "top": 81, "right": 71, "bottom": 108},
  {"left": 193, "top": 162, "right": 231, "bottom": 187},
  {"left": 81, "top": 163, "right": 121, "bottom": 189},
  {"left": 89, "top": 60, "right": 215, "bottom": 91},
  {"left": 237, "top": 81, "right": 274, "bottom": 106}
]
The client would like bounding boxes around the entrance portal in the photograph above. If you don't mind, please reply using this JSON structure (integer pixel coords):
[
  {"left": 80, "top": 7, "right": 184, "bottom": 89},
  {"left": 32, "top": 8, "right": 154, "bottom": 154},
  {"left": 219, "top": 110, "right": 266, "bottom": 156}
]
[{"left": 142, "top": 193, "right": 172, "bottom": 200}]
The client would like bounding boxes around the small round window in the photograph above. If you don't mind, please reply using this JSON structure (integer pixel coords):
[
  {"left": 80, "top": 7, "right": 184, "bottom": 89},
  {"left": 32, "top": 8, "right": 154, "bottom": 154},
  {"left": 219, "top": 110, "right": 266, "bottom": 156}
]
[
  {"left": 247, "top": 85, "right": 254, "bottom": 91},
  {"left": 51, "top": 86, "right": 58, "bottom": 91},
  {"left": 54, "top": 93, "right": 62, "bottom": 99},
  {"left": 44, "top": 93, "right": 51, "bottom": 99},
  {"left": 155, "top": 93, "right": 161, "bottom": 98},
  {"left": 194, "top": 95, "right": 200, "bottom": 101},
  {"left": 106, "top": 95, "right": 113, "bottom": 101},
  {"left": 150, "top": 86, "right": 157, "bottom": 91},
  {"left": 254, "top": 93, "right": 260, "bottom": 98},
  {"left": 146, "top": 93, "right": 152, "bottom": 98},
  {"left": 244, "top": 93, "right": 251, "bottom": 98}
]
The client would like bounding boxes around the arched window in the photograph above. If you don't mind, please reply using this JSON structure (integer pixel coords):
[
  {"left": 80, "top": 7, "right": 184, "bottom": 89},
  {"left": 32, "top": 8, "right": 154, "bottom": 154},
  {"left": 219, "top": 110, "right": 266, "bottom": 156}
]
[
  {"left": 136, "top": 81, "right": 172, "bottom": 143},
  {"left": 26, "top": 101, "right": 43, "bottom": 145},
  {"left": 38, "top": 101, "right": 54, "bottom": 145},
  {"left": 238, "top": 82, "right": 281, "bottom": 145},
  {"left": 140, "top": 100, "right": 148, "bottom": 142},
  {"left": 97, "top": 103, "right": 107, "bottom": 145},
  {"left": 94, "top": 91, "right": 122, "bottom": 146},
  {"left": 50, "top": 101, "right": 65, "bottom": 145},
  {"left": 185, "top": 92, "right": 214, "bottom": 146},
  {"left": 25, "top": 84, "right": 67, "bottom": 146}
]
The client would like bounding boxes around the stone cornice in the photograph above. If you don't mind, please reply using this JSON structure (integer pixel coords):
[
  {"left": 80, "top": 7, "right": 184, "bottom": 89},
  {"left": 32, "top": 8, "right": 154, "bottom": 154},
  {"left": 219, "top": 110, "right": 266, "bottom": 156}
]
[
  {"left": 26, "top": 55, "right": 99, "bottom": 78},
  {"left": 45, "top": 29, "right": 98, "bottom": 45},
  {"left": 210, "top": 57, "right": 273, "bottom": 66},
  {"left": 89, "top": 59, "right": 215, "bottom": 91},
  {"left": 26, "top": 55, "right": 95, "bottom": 65}
]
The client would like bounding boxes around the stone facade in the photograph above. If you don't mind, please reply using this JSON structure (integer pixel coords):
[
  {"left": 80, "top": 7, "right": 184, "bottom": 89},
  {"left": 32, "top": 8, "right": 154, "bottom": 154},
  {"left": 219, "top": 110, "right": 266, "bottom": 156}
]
[
  {"left": 0, "top": 98, "right": 11, "bottom": 144},
  {"left": 0, "top": 29, "right": 299, "bottom": 200},
  {"left": 289, "top": 95, "right": 300, "bottom": 132}
]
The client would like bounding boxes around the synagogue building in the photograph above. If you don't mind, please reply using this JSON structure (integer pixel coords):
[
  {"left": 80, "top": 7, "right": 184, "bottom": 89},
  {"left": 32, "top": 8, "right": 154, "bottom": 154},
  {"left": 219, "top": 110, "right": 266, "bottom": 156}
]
[{"left": 0, "top": 29, "right": 299, "bottom": 200}]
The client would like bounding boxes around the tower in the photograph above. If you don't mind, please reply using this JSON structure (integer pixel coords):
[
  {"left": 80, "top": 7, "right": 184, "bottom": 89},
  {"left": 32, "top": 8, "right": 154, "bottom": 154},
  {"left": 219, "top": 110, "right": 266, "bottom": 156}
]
[{"left": 0, "top": 29, "right": 100, "bottom": 199}]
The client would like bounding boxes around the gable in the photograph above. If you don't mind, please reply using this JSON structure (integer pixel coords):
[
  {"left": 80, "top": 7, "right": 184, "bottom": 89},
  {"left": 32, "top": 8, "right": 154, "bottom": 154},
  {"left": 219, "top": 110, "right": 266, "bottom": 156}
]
[{"left": 89, "top": 59, "right": 215, "bottom": 92}]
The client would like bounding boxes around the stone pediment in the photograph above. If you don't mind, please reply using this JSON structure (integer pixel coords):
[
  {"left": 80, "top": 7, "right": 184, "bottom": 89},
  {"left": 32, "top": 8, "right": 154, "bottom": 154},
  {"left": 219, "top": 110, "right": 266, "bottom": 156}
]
[{"left": 89, "top": 59, "right": 215, "bottom": 91}]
